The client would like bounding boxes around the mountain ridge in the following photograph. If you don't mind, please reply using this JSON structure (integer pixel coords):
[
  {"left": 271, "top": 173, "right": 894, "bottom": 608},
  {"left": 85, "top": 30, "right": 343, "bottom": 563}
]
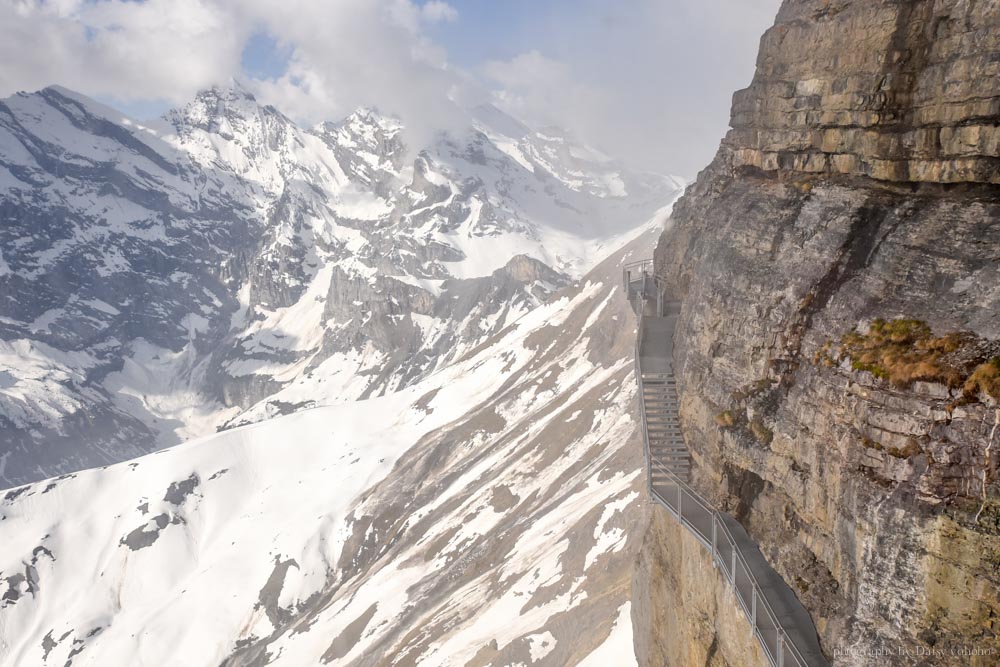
[{"left": 0, "top": 82, "right": 682, "bottom": 488}]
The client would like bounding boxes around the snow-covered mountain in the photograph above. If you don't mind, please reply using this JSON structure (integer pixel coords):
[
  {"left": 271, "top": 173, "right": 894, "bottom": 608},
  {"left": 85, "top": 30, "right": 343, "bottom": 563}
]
[
  {"left": 0, "top": 84, "right": 682, "bottom": 487},
  {"left": 0, "top": 231, "right": 656, "bottom": 666}
]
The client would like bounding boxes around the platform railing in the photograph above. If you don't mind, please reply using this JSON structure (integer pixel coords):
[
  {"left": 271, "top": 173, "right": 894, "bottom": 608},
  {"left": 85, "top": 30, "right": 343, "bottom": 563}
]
[{"left": 627, "top": 260, "right": 817, "bottom": 667}]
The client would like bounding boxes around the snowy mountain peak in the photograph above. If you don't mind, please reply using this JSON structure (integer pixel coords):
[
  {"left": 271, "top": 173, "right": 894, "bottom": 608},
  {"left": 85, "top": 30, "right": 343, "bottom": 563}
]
[
  {"left": 165, "top": 82, "right": 289, "bottom": 141},
  {"left": 0, "top": 83, "right": 683, "bottom": 488},
  {"left": 314, "top": 108, "right": 408, "bottom": 181}
]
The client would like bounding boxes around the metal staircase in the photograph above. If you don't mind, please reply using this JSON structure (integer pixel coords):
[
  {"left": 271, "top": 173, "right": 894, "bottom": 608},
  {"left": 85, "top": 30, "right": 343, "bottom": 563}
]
[{"left": 642, "top": 372, "right": 691, "bottom": 483}]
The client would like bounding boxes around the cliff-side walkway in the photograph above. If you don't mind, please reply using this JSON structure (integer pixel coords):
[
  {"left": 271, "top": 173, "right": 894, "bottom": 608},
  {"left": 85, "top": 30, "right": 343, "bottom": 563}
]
[{"left": 623, "top": 259, "right": 829, "bottom": 667}]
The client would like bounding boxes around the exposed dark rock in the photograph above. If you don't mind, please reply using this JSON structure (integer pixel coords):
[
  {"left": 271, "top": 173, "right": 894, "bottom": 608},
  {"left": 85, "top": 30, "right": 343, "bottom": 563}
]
[{"left": 163, "top": 473, "right": 199, "bottom": 506}]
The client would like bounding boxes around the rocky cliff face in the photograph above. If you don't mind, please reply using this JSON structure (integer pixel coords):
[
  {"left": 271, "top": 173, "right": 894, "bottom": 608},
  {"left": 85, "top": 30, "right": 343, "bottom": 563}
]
[
  {"left": 728, "top": 0, "right": 1000, "bottom": 184},
  {"left": 634, "top": 509, "right": 770, "bottom": 667},
  {"left": 653, "top": 0, "right": 1000, "bottom": 663}
]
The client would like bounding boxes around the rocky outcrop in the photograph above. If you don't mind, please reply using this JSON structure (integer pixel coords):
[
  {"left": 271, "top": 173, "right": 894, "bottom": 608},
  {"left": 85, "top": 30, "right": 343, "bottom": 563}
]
[{"left": 652, "top": 0, "right": 1000, "bottom": 664}]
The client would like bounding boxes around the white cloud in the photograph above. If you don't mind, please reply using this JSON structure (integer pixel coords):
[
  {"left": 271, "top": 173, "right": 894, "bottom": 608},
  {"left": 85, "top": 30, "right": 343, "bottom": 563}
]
[
  {"left": 479, "top": 0, "right": 783, "bottom": 176},
  {"left": 0, "top": 0, "right": 782, "bottom": 176},
  {"left": 420, "top": 1, "right": 458, "bottom": 24},
  {"left": 0, "top": 0, "right": 470, "bottom": 154},
  {"left": 232, "top": 0, "right": 469, "bottom": 152},
  {"left": 0, "top": 0, "right": 249, "bottom": 104},
  {"left": 482, "top": 51, "right": 605, "bottom": 132}
]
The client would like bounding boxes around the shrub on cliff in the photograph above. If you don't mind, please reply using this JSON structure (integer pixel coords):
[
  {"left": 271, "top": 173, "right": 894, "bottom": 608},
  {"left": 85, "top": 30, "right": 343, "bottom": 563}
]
[{"left": 828, "top": 318, "right": 1000, "bottom": 402}]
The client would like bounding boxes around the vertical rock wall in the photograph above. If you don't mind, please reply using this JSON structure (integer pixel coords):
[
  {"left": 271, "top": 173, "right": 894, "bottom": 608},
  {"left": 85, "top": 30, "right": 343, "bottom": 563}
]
[
  {"left": 649, "top": 0, "right": 1000, "bottom": 663},
  {"left": 634, "top": 508, "right": 770, "bottom": 667}
]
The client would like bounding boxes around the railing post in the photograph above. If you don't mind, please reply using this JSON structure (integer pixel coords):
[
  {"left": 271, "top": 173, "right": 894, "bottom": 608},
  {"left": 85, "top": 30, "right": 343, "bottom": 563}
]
[
  {"left": 677, "top": 484, "right": 682, "bottom": 516},
  {"left": 751, "top": 586, "right": 757, "bottom": 638},
  {"left": 711, "top": 516, "right": 717, "bottom": 564},
  {"left": 777, "top": 630, "right": 785, "bottom": 667}
]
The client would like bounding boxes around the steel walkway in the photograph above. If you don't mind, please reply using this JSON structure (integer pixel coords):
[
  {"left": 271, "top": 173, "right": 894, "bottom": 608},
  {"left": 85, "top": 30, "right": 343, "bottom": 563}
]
[{"left": 622, "top": 259, "right": 828, "bottom": 667}]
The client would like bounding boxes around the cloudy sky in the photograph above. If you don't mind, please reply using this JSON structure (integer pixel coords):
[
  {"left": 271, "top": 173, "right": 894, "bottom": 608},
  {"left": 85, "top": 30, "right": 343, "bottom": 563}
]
[{"left": 0, "top": 0, "right": 781, "bottom": 177}]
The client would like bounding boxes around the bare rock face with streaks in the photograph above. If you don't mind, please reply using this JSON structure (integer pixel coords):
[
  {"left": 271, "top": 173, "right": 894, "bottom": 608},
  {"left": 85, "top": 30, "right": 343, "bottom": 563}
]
[{"left": 653, "top": 0, "right": 1000, "bottom": 663}]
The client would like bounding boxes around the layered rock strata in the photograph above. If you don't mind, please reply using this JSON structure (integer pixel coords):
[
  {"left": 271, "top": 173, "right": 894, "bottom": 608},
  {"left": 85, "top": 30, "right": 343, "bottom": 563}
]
[{"left": 651, "top": 0, "right": 1000, "bottom": 663}]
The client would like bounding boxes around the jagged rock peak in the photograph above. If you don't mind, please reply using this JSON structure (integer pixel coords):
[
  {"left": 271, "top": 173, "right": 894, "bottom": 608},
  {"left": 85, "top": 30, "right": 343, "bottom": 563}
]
[
  {"left": 314, "top": 107, "right": 406, "bottom": 158},
  {"left": 165, "top": 80, "right": 289, "bottom": 135},
  {"left": 338, "top": 107, "right": 403, "bottom": 133}
]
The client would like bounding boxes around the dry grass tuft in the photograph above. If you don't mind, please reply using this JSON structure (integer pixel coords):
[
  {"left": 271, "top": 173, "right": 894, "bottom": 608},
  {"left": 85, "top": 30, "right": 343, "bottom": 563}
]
[
  {"left": 715, "top": 410, "right": 736, "bottom": 428},
  {"left": 964, "top": 358, "right": 1000, "bottom": 401},
  {"left": 838, "top": 318, "right": 972, "bottom": 389},
  {"left": 749, "top": 419, "right": 773, "bottom": 446},
  {"left": 826, "top": 318, "right": 1000, "bottom": 405}
]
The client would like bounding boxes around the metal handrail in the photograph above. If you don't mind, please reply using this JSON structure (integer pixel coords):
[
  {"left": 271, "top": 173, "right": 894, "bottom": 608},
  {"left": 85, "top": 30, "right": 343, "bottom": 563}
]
[{"left": 627, "top": 260, "right": 815, "bottom": 667}]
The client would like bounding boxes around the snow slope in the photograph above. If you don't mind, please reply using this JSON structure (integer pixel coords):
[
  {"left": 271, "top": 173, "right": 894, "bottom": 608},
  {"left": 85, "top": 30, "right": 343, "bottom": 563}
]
[{"left": 0, "top": 232, "right": 659, "bottom": 666}]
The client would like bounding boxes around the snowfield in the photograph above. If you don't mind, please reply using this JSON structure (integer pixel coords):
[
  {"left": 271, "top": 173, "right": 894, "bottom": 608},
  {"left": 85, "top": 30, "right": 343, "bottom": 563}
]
[{"left": 0, "top": 233, "right": 660, "bottom": 666}]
